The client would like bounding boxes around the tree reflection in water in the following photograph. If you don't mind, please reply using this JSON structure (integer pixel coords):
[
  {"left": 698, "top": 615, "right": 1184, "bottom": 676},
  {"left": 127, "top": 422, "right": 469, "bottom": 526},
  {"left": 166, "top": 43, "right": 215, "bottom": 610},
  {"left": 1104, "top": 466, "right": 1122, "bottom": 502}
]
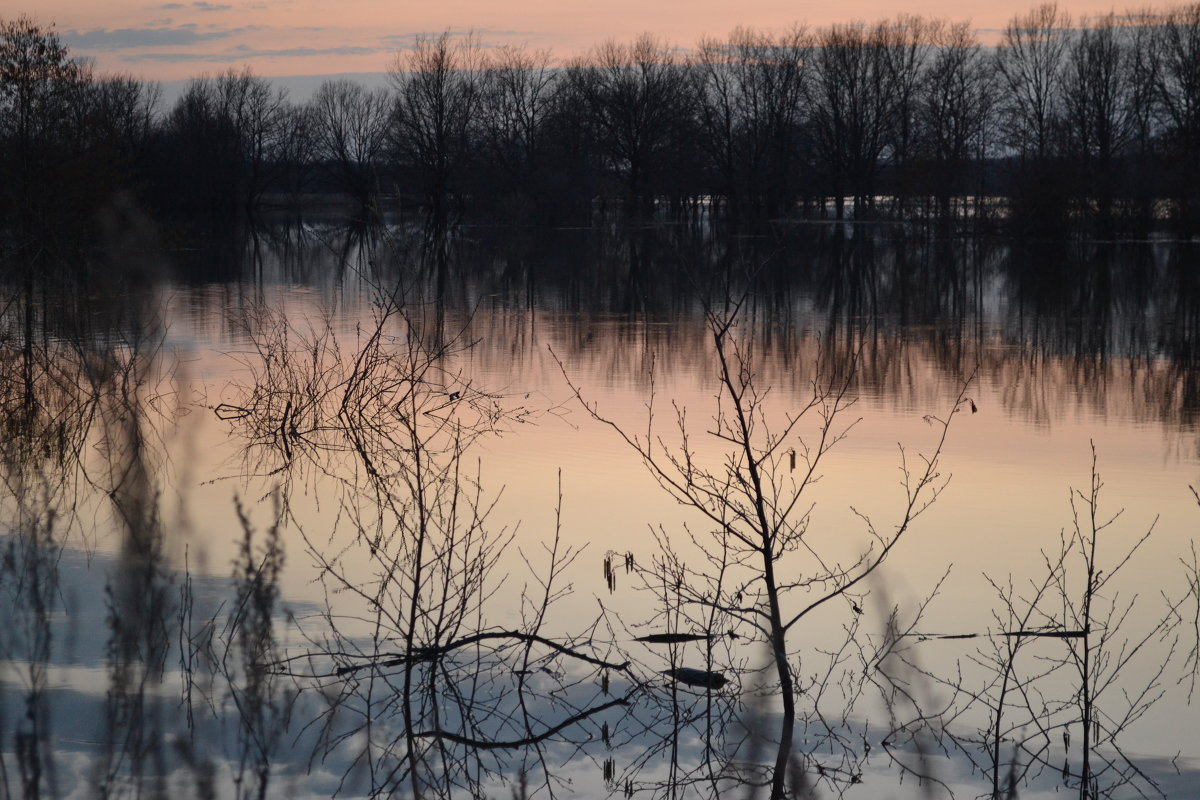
[{"left": 0, "top": 219, "right": 1197, "bottom": 799}]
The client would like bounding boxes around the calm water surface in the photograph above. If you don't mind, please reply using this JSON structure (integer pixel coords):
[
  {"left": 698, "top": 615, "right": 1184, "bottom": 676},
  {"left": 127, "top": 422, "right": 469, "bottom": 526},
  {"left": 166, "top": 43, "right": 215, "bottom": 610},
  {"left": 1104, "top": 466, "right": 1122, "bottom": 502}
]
[{"left": 2, "top": 220, "right": 1198, "bottom": 798}]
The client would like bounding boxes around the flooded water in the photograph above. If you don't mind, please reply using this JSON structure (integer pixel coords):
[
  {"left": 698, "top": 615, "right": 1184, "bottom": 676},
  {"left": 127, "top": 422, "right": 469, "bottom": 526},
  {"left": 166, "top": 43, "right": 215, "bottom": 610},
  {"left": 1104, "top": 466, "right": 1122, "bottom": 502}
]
[{"left": 1, "top": 218, "right": 1198, "bottom": 799}]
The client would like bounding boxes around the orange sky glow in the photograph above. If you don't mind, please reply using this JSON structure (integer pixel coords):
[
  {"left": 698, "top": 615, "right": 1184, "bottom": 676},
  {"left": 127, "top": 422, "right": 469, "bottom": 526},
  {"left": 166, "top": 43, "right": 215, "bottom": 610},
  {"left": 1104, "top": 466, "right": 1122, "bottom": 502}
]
[{"left": 13, "top": 0, "right": 1158, "bottom": 83}]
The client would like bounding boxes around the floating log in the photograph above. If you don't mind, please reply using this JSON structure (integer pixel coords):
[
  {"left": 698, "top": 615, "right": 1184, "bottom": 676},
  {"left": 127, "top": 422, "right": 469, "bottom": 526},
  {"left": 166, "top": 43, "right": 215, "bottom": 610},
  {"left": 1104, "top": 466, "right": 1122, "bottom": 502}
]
[
  {"left": 634, "top": 633, "right": 712, "bottom": 644},
  {"left": 662, "top": 667, "right": 728, "bottom": 689}
]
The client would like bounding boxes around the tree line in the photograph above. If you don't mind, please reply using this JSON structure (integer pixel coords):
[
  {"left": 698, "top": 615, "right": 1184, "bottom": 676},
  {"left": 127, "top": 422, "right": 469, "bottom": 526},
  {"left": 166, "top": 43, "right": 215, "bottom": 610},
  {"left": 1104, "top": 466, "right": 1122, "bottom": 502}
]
[{"left": 4, "top": 3, "right": 1200, "bottom": 240}]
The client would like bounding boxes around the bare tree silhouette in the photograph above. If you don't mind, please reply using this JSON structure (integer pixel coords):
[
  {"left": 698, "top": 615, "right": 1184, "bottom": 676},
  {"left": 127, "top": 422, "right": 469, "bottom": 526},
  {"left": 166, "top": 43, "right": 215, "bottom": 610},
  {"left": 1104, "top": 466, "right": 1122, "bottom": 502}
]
[{"left": 558, "top": 288, "right": 970, "bottom": 799}]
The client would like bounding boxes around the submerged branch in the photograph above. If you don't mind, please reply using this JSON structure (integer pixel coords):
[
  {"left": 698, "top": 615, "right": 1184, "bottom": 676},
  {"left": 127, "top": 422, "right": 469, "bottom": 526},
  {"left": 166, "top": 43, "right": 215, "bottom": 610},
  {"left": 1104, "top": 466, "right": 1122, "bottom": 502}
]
[
  {"left": 412, "top": 695, "right": 632, "bottom": 751},
  {"left": 270, "top": 629, "right": 632, "bottom": 678}
]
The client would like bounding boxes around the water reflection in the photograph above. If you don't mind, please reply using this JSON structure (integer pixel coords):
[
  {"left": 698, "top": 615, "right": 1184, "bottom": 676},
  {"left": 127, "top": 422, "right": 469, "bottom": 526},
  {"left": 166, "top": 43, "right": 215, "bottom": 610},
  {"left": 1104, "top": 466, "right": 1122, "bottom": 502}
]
[
  {"left": 177, "top": 213, "right": 1200, "bottom": 427},
  {"left": 1, "top": 217, "right": 1198, "bottom": 799},
  {"left": 0, "top": 207, "right": 180, "bottom": 796}
]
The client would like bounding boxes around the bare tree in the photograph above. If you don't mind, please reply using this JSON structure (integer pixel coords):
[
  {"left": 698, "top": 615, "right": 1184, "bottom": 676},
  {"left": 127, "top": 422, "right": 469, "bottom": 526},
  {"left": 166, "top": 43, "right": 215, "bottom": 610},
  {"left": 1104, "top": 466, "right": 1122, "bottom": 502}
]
[
  {"left": 309, "top": 79, "right": 392, "bottom": 211},
  {"left": 0, "top": 15, "right": 87, "bottom": 244},
  {"left": 559, "top": 292, "right": 970, "bottom": 799},
  {"left": 994, "top": 3, "right": 1073, "bottom": 230},
  {"left": 878, "top": 15, "right": 939, "bottom": 214},
  {"left": 388, "top": 30, "right": 483, "bottom": 227},
  {"left": 808, "top": 22, "right": 896, "bottom": 218},
  {"left": 74, "top": 74, "right": 162, "bottom": 181},
  {"left": 905, "top": 446, "right": 1190, "bottom": 800},
  {"left": 996, "top": 3, "right": 1071, "bottom": 161},
  {"left": 566, "top": 34, "right": 692, "bottom": 216},
  {"left": 692, "top": 26, "right": 809, "bottom": 220},
  {"left": 163, "top": 66, "right": 291, "bottom": 214},
  {"left": 476, "top": 44, "right": 557, "bottom": 217},
  {"left": 218, "top": 67, "right": 292, "bottom": 207},
  {"left": 915, "top": 21, "right": 993, "bottom": 219},
  {"left": 1063, "top": 14, "right": 1136, "bottom": 229},
  {"left": 1152, "top": 2, "right": 1200, "bottom": 231},
  {"left": 215, "top": 283, "right": 633, "bottom": 797},
  {"left": 272, "top": 99, "right": 315, "bottom": 201},
  {"left": 1122, "top": 9, "right": 1163, "bottom": 233}
]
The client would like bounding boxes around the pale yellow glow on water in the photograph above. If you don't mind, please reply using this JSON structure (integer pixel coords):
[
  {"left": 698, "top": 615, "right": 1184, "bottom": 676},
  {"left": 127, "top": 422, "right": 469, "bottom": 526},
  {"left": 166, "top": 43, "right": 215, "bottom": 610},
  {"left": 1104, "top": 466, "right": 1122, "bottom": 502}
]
[
  {"left": 166, "top": 295, "right": 1198, "bottom": 660},
  {"left": 9, "top": 278, "right": 1193, "bottom": 791}
]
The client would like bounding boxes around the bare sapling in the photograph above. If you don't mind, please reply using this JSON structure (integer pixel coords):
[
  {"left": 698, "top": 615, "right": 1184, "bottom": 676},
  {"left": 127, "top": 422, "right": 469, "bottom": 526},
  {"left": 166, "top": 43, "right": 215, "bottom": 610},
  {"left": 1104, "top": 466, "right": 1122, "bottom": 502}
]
[{"left": 557, "top": 291, "right": 972, "bottom": 799}]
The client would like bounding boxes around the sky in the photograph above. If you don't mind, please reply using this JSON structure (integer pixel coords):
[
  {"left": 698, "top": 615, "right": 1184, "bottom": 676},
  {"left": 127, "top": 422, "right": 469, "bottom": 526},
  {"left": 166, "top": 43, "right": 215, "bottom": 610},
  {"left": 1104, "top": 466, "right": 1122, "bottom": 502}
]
[{"left": 12, "top": 0, "right": 1147, "bottom": 87}]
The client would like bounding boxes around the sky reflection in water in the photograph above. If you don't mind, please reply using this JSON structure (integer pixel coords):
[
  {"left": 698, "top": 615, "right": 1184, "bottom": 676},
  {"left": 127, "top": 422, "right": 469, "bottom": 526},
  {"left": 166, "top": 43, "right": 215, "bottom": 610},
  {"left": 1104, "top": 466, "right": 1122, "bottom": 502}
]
[{"left": 2, "top": 221, "right": 1198, "bottom": 798}]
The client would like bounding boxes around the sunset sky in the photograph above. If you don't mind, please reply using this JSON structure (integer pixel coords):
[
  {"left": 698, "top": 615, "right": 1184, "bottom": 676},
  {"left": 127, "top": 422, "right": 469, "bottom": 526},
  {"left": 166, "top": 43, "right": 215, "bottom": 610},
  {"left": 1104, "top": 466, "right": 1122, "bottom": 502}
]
[{"left": 16, "top": 0, "right": 1143, "bottom": 85}]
